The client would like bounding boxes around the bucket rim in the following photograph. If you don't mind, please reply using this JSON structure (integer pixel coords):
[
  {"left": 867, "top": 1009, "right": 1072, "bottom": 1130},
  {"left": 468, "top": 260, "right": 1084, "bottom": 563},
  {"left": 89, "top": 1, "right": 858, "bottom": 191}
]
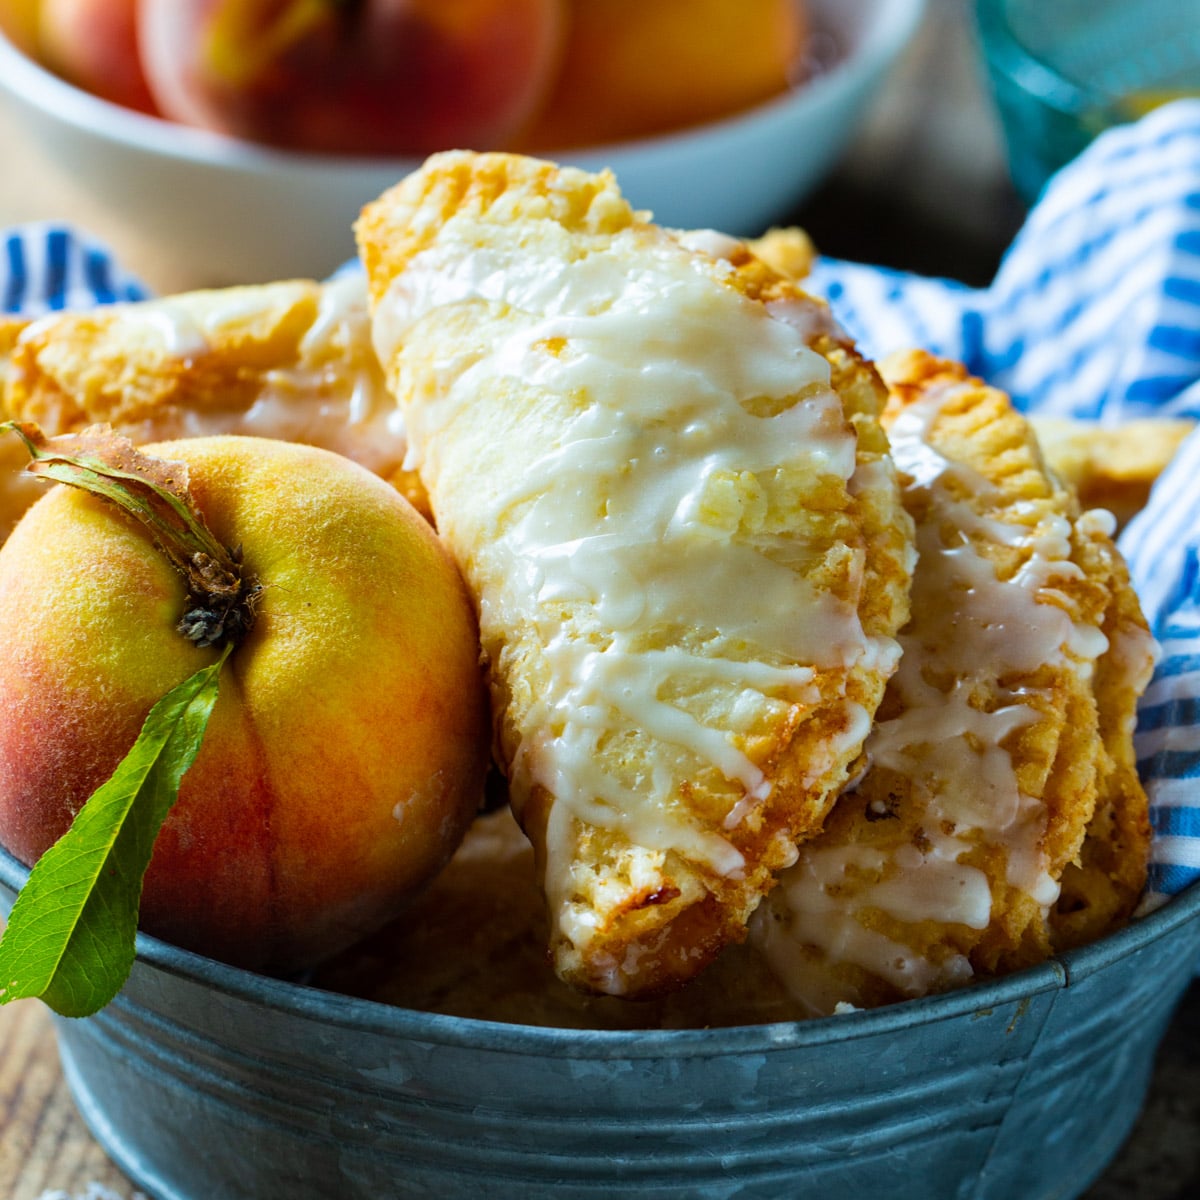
[{"left": 5, "top": 841, "right": 1199, "bottom": 1057}]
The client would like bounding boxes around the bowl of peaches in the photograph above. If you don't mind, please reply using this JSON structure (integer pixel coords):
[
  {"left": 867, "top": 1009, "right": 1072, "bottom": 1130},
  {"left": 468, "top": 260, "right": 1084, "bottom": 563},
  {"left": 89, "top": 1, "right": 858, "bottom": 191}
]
[{"left": 0, "top": 0, "right": 925, "bottom": 285}]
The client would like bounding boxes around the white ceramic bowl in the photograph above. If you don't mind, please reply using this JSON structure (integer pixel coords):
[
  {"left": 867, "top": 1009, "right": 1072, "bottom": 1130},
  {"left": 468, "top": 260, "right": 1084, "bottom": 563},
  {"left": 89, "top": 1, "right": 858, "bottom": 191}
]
[{"left": 0, "top": 0, "right": 925, "bottom": 287}]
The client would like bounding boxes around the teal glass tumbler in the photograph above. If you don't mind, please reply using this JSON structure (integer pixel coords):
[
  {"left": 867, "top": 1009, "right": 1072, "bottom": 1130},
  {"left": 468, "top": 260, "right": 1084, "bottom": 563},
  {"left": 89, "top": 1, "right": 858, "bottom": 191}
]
[{"left": 974, "top": 0, "right": 1200, "bottom": 202}]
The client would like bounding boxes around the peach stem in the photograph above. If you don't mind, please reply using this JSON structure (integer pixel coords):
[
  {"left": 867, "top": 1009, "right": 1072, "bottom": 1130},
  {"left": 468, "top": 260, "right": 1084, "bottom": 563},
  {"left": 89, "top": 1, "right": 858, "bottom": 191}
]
[{"left": 1, "top": 421, "right": 260, "bottom": 650}]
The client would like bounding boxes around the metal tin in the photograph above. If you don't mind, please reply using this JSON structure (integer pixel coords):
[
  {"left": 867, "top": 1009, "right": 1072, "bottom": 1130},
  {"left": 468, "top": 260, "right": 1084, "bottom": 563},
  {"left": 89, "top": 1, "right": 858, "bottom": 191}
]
[{"left": 3, "top": 844, "right": 1199, "bottom": 1200}]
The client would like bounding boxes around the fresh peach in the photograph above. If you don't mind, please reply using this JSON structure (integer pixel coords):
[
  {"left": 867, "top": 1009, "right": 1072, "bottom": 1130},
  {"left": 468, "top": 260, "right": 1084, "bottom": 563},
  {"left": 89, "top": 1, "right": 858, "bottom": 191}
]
[
  {"left": 38, "top": 0, "right": 157, "bottom": 114},
  {"left": 522, "top": 0, "right": 807, "bottom": 149},
  {"left": 0, "top": 0, "right": 40, "bottom": 56},
  {"left": 138, "top": 0, "right": 564, "bottom": 156},
  {"left": 0, "top": 435, "right": 490, "bottom": 972}
]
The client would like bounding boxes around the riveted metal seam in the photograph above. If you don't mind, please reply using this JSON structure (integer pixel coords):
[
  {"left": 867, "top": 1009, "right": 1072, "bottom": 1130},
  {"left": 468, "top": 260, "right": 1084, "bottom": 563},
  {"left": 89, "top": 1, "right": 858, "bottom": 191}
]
[{"left": 969, "top": 964, "right": 1068, "bottom": 1200}]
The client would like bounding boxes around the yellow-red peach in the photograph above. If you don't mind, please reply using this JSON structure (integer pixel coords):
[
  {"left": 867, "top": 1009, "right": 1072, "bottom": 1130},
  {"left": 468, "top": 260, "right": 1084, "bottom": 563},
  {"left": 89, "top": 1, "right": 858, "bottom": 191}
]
[
  {"left": 0, "top": 0, "right": 40, "bottom": 56},
  {"left": 138, "top": 0, "right": 564, "bottom": 156},
  {"left": 0, "top": 435, "right": 490, "bottom": 972},
  {"left": 521, "top": 0, "right": 807, "bottom": 150},
  {"left": 38, "top": 0, "right": 157, "bottom": 113}
]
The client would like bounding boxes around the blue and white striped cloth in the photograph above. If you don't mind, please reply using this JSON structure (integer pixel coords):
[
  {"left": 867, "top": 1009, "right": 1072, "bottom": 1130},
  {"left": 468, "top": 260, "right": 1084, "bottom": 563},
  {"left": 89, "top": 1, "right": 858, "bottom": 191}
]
[
  {"left": 2, "top": 222, "right": 148, "bottom": 315},
  {"left": 4, "top": 101, "right": 1200, "bottom": 906}
]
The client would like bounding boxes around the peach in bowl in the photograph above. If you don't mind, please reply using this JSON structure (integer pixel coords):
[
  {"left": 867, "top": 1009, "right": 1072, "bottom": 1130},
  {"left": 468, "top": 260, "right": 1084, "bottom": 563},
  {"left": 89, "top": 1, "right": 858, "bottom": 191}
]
[{"left": 0, "top": 0, "right": 925, "bottom": 287}]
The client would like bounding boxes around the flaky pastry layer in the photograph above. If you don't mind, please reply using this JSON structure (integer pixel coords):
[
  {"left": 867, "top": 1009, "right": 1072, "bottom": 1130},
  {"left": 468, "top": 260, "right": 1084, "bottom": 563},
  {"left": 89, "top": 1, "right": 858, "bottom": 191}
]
[
  {"left": 748, "top": 352, "right": 1155, "bottom": 1014},
  {"left": 0, "top": 277, "right": 424, "bottom": 540},
  {"left": 357, "top": 151, "right": 914, "bottom": 996}
]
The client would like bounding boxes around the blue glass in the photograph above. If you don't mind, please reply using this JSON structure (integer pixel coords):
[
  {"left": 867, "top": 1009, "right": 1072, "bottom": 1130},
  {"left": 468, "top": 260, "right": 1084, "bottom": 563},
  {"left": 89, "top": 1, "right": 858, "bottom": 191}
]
[{"left": 974, "top": 0, "right": 1200, "bottom": 202}]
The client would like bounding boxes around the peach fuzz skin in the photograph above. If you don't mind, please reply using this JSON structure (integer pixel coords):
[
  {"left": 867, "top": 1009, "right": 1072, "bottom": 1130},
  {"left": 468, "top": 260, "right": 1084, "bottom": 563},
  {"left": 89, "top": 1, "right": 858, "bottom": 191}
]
[{"left": 0, "top": 435, "right": 490, "bottom": 972}]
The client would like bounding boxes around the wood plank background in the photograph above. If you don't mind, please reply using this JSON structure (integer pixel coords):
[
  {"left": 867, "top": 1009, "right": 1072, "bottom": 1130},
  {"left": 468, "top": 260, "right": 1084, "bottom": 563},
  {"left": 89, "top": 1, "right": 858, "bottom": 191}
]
[{"left": 0, "top": 999, "right": 142, "bottom": 1200}]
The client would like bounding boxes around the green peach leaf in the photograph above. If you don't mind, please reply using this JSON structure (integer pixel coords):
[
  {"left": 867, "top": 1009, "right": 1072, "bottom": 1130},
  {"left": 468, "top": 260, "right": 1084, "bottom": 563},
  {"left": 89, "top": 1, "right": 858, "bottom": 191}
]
[{"left": 0, "top": 647, "right": 229, "bottom": 1018}]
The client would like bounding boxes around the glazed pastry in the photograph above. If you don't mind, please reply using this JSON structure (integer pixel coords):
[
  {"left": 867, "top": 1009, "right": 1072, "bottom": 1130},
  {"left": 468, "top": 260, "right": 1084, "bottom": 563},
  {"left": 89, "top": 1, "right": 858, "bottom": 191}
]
[
  {"left": 737, "top": 228, "right": 1192, "bottom": 531},
  {"left": 1048, "top": 542, "right": 1156, "bottom": 953},
  {"left": 315, "top": 803, "right": 803, "bottom": 1029},
  {"left": 0, "top": 317, "right": 46, "bottom": 542},
  {"left": 749, "top": 352, "right": 1156, "bottom": 1015},
  {"left": 1031, "top": 414, "right": 1194, "bottom": 529},
  {"left": 0, "top": 275, "right": 425, "bottom": 540},
  {"left": 357, "top": 151, "right": 915, "bottom": 996},
  {"left": 745, "top": 226, "right": 817, "bottom": 283}
]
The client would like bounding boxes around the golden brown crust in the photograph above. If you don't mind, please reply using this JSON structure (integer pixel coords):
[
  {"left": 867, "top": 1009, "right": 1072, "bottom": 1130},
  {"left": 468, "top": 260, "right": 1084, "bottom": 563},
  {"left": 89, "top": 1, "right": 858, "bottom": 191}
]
[
  {"left": 357, "top": 151, "right": 914, "bottom": 998},
  {"left": 357, "top": 153, "right": 637, "bottom": 308},
  {"left": 7, "top": 281, "right": 321, "bottom": 430},
  {"left": 744, "top": 226, "right": 817, "bottom": 283},
  {"left": 0, "top": 279, "right": 428, "bottom": 538},
  {"left": 884, "top": 353, "right": 1153, "bottom": 956},
  {"left": 1031, "top": 414, "right": 1194, "bottom": 529},
  {"left": 1050, "top": 545, "right": 1155, "bottom": 950},
  {"left": 747, "top": 352, "right": 1154, "bottom": 1013}
]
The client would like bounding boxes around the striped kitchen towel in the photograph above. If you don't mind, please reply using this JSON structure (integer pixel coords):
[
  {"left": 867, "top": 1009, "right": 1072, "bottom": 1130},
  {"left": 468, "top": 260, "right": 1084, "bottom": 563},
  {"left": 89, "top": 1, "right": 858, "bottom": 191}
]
[
  {"left": 2, "top": 222, "right": 148, "bottom": 315},
  {"left": 2, "top": 100, "right": 1200, "bottom": 906},
  {"left": 810, "top": 99, "right": 1200, "bottom": 425}
]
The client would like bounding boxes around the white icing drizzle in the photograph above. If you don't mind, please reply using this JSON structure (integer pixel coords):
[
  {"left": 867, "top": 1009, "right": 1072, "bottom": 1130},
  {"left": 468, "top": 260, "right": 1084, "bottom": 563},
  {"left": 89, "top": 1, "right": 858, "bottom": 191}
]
[
  {"left": 672, "top": 228, "right": 747, "bottom": 262},
  {"left": 753, "top": 385, "right": 1113, "bottom": 1003},
  {"left": 765, "top": 297, "right": 846, "bottom": 343},
  {"left": 374, "top": 224, "right": 886, "bottom": 913},
  {"left": 36, "top": 275, "right": 406, "bottom": 476},
  {"left": 250, "top": 275, "right": 407, "bottom": 475},
  {"left": 672, "top": 227, "right": 847, "bottom": 343},
  {"left": 761, "top": 851, "right": 979, "bottom": 1003}
]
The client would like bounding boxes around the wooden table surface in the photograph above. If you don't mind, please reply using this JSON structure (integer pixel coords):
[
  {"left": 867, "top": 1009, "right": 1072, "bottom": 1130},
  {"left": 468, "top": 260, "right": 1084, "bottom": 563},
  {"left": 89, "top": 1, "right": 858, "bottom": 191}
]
[
  {"left": 0, "top": 999, "right": 144, "bottom": 1200},
  {"left": 2, "top": 3, "right": 1198, "bottom": 1198}
]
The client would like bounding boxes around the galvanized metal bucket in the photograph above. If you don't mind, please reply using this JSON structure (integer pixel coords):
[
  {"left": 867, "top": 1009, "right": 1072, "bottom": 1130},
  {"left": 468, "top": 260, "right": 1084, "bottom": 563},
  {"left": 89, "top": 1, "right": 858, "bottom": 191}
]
[{"left": 3, "top": 843, "right": 1198, "bottom": 1200}]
